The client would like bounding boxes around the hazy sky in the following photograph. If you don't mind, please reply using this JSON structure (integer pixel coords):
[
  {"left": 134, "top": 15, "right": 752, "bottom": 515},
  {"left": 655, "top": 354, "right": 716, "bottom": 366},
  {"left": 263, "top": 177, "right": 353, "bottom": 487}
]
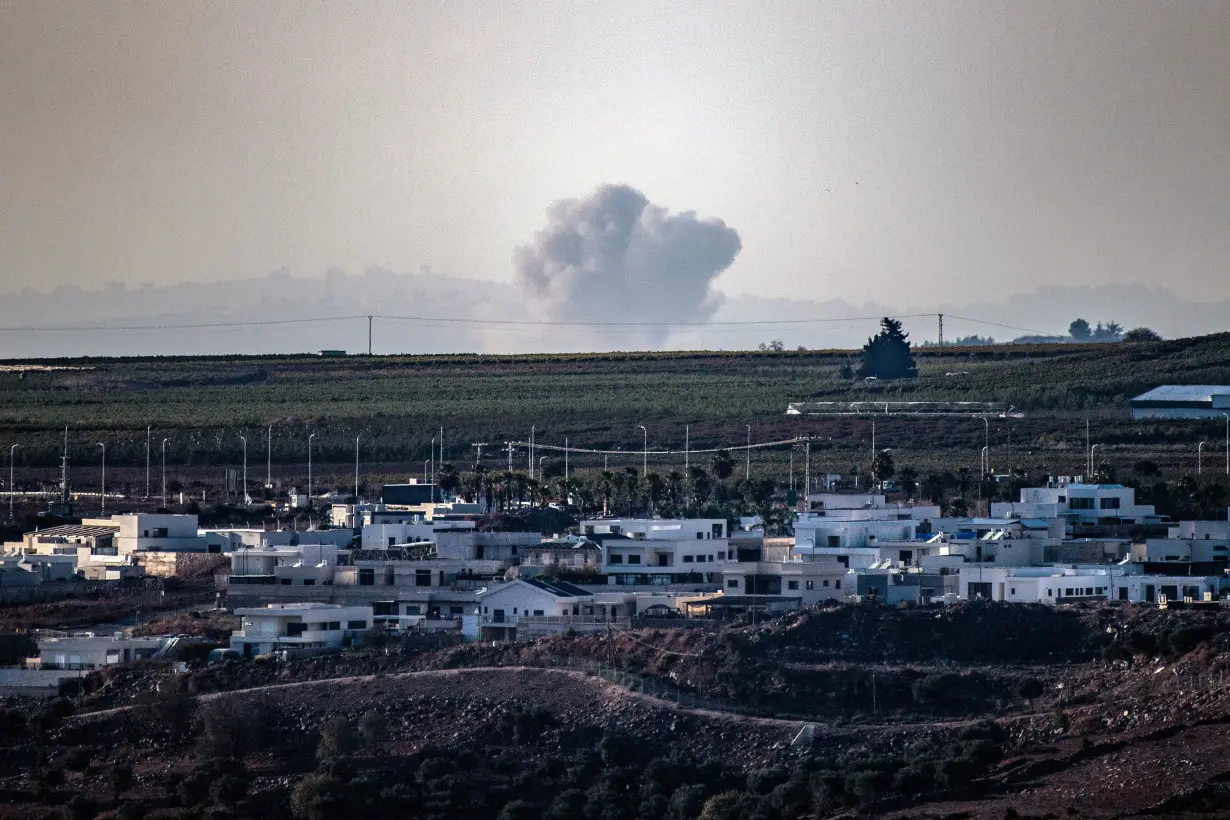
[{"left": 3, "top": 1, "right": 1229, "bottom": 307}]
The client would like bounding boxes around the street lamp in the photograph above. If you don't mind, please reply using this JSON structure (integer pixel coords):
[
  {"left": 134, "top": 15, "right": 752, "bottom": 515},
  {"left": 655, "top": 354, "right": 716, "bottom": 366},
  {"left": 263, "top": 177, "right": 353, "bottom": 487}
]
[
  {"left": 239, "top": 435, "right": 248, "bottom": 505},
  {"left": 98, "top": 442, "right": 106, "bottom": 514},
  {"left": 745, "top": 425, "right": 751, "bottom": 480},
  {"left": 8, "top": 444, "right": 18, "bottom": 520},
  {"left": 638, "top": 425, "right": 648, "bottom": 475},
  {"left": 354, "top": 434, "right": 361, "bottom": 501},
  {"left": 161, "top": 438, "right": 170, "bottom": 506},
  {"left": 1090, "top": 443, "right": 1103, "bottom": 479},
  {"left": 266, "top": 424, "right": 273, "bottom": 488},
  {"left": 1198, "top": 441, "right": 1207, "bottom": 475},
  {"left": 145, "top": 425, "right": 151, "bottom": 501},
  {"left": 538, "top": 456, "right": 548, "bottom": 484},
  {"left": 308, "top": 433, "right": 316, "bottom": 504},
  {"left": 1223, "top": 414, "right": 1229, "bottom": 477},
  {"left": 981, "top": 417, "right": 989, "bottom": 476}
]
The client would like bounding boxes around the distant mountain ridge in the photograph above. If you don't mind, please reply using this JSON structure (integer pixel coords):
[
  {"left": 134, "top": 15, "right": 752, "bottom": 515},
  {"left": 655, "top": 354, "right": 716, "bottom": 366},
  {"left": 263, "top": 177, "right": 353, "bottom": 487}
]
[{"left": 0, "top": 270, "right": 1221, "bottom": 358}]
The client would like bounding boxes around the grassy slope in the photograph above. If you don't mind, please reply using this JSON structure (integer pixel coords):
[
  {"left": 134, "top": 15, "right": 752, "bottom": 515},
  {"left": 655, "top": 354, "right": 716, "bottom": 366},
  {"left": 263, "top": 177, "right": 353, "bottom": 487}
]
[{"left": 0, "top": 334, "right": 1228, "bottom": 477}]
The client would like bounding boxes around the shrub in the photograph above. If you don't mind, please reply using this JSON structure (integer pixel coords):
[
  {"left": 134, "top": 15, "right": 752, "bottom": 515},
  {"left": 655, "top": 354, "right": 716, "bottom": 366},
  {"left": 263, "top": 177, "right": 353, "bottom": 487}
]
[
  {"left": 61, "top": 745, "right": 94, "bottom": 772},
  {"left": 108, "top": 763, "right": 134, "bottom": 798},
  {"left": 1017, "top": 678, "right": 1045, "bottom": 708},
  {"left": 316, "top": 717, "right": 358, "bottom": 762},
  {"left": 358, "top": 709, "right": 388, "bottom": 750},
  {"left": 290, "top": 773, "right": 346, "bottom": 820},
  {"left": 497, "top": 799, "right": 540, "bottom": 820},
  {"left": 197, "top": 698, "right": 268, "bottom": 760}
]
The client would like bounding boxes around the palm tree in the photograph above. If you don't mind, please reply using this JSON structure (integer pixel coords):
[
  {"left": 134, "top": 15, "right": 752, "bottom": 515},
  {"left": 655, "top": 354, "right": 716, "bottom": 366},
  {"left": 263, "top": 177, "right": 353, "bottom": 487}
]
[{"left": 597, "top": 470, "right": 615, "bottom": 515}]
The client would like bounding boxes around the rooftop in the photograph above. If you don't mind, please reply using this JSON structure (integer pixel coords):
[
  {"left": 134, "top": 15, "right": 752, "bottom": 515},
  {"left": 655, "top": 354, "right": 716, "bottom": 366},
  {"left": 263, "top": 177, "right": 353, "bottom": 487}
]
[
  {"left": 1132, "top": 385, "right": 1230, "bottom": 404},
  {"left": 26, "top": 524, "right": 118, "bottom": 539}
]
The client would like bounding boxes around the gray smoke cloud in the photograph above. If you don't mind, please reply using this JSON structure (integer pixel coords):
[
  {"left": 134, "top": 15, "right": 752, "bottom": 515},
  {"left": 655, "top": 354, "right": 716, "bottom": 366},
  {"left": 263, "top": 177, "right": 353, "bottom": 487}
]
[{"left": 514, "top": 185, "right": 742, "bottom": 347}]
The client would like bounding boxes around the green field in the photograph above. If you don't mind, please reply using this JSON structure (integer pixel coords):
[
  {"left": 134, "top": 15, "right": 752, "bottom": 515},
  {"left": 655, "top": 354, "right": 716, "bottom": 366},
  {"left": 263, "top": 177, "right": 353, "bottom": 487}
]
[{"left": 2, "top": 333, "right": 1229, "bottom": 494}]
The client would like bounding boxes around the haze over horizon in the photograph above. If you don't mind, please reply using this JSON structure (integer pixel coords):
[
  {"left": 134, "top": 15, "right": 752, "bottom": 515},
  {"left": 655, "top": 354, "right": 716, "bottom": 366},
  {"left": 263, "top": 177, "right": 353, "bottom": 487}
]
[{"left": 3, "top": 1, "right": 1230, "bottom": 348}]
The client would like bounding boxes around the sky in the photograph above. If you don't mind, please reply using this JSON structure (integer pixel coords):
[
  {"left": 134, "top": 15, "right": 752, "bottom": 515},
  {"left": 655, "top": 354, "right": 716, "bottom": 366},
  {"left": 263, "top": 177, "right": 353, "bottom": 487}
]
[{"left": 3, "top": 1, "right": 1230, "bottom": 315}]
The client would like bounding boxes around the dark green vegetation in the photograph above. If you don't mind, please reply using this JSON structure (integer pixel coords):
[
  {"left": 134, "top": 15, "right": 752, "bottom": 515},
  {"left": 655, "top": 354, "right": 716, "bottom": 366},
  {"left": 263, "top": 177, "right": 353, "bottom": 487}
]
[
  {"left": 2, "top": 332, "right": 1229, "bottom": 491},
  {"left": 856, "top": 317, "right": 917, "bottom": 380}
]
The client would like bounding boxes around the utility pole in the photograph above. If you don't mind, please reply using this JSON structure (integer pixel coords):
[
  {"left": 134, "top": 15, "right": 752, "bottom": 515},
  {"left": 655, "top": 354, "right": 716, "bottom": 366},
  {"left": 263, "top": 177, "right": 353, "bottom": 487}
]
[
  {"left": 145, "top": 425, "right": 151, "bottom": 501},
  {"left": 528, "top": 426, "right": 534, "bottom": 474},
  {"left": 98, "top": 442, "right": 106, "bottom": 514},
  {"left": 684, "top": 424, "right": 689, "bottom": 474},
  {"left": 564, "top": 437, "right": 569, "bottom": 490},
  {"left": 1086, "top": 417, "right": 1091, "bottom": 478},
  {"left": 472, "top": 442, "right": 488, "bottom": 464},
  {"left": 354, "top": 434, "right": 361, "bottom": 501},
  {"left": 161, "top": 438, "right": 170, "bottom": 506},
  {"left": 60, "top": 426, "right": 69, "bottom": 505},
  {"left": 239, "top": 435, "right": 248, "bottom": 504},
  {"left": 266, "top": 424, "right": 273, "bottom": 487},
  {"left": 367, "top": 315, "right": 372, "bottom": 356},
  {"left": 805, "top": 438, "right": 811, "bottom": 499},
  {"left": 639, "top": 425, "right": 648, "bottom": 475},
  {"left": 8, "top": 444, "right": 19, "bottom": 520},
  {"left": 503, "top": 441, "right": 514, "bottom": 473},
  {"left": 937, "top": 313, "right": 943, "bottom": 348}
]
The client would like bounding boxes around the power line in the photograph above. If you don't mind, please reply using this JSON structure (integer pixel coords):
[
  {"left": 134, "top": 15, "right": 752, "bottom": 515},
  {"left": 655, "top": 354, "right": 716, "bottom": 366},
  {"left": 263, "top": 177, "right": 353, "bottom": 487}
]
[{"left": 943, "top": 314, "right": 1062, "bottom": 338}]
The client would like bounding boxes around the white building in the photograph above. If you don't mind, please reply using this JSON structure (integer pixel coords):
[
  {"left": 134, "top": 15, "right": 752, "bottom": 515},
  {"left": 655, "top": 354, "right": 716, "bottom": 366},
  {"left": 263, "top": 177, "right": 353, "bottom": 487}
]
[
  {"left": 229, "top": 603, "right": 373, "bottom": 658},
  {"left": 721, "top": 560, "right": 849, "bottom": 605},
  {"left": 361, "top": 519, "right": 475, "bottom": 551},
  {"left": 81, "top": 513, "right": 211, "bottom": 553},
  {"left": 584, "top": 518, "right": 728, "bottom": 585},
  {"left": 35, "top": 635, "right": 172, "bottom": 670},
  {"left": 991, "top": 483, "right": 1162, "bottom": 527},
  {"left": 1130, "top": 385, "right": 1230, "bottom": 420},
  {"left": 957, "top": 564, "right": 1221, "bottom": 605},
  {"left": 475, "top": 578, "right": 594, "bottom": 638}
]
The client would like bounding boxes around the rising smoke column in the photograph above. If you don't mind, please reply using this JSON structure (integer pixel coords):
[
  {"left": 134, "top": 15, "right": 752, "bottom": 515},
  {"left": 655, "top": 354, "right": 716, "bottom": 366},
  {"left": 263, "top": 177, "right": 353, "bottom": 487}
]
[{"left": 514, "top": 185, "right": 742, "bottom": 348}]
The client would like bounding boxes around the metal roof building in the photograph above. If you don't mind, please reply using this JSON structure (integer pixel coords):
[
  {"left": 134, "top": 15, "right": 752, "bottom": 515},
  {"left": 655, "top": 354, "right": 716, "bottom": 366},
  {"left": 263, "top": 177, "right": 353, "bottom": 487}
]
[{"left": 1131, "top": 385, "right": 1230, "bottom": 419}]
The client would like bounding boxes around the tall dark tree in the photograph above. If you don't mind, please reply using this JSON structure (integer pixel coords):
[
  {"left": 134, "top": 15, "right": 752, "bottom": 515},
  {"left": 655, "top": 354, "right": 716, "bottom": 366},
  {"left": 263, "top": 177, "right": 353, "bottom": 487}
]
[
  {"left": 857, "top": 318, "right": 917, "bottom": 380},
  {"left": 1123, "top": 327, "right": 1162, "bottom": 343},
  {"left": 1068, "top": 318, "right": 1091, "bottom": 340},
  {"left": 711, "top": 450, "right": 735, "bottom": 481}
]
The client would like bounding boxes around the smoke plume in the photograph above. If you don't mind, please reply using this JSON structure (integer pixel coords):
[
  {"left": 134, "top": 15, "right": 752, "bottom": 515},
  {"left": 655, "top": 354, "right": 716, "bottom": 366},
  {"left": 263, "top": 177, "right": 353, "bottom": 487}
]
[{"left": 514, "top": 185, "right": 742, "bottom": 347}]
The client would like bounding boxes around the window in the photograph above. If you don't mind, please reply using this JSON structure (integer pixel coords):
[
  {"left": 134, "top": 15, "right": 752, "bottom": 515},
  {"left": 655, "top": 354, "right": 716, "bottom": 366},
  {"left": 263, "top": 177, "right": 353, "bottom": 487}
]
[
  {"left": 683, "top": 555, "right": 694, "bottom": 563},
  {"left": 1010, "top": 587, "right": 1016, "bottom": 595},
  {"left": 805, "top": 580, "right": 814, "bottom": 590},
  {"left": 389, "top": 537, "right": 396, "bottom": 547},
  {"left": 533, "top": 609, "right": 544, "bottom": 616},
  {"left": 1064, "top": 588, "right": 1073, "bottom": 596},
  {"left": 1069, "top": 497, "right": 1094, "bottom": 510},
  {"left": 787, "top": 580, "right": 799, "bottom": 590},
  {"left": 359, "top": 568, "right": 375, "bottom": 586},
  {"left": 834, "top": 579, "right": 841, "bottom": 590},
  {"left": 415, "top": 570, "right": 432, "bottom": 586},
  {"left": 628, "top": 555, "right": 641, "bottom": 565},
  {"left": 609, "top": 554, "right": 623, "bottom": 565},
  {"left": 696, "top": 533, "right": 703, "bottom": 540},
  {"left": 347, "top": 620, "right": 367, "bottom": 629},
  {"left": 1099, "top": 497, "right": 1121, "bottom": 510},
  {"left": 449, "top": 606, "right": 463, "bottom": 615},
  {"left": 373, "top": 602, "right": 397, "bottom": 616},
  {"left": 327, "top": 621, "right": 341, "bottom": 631},
  {"left": 280, "top": 578, "right": 291, "bottom": 585},
  {"left": 513, "top": 607, "right": 518, "bottom": 615},
  {"left": 405, "top": 605, "right": 421, "bottom": 615},
  {"left": 727, "top": 579, "right": 740, "bottom": 589},
  {"left": 303, "top": 579, "right": 315, "bottom": 586},
  {"left": 286, "top": 623, "right": 306, "bottom": 637},
  {"left": 310, "top": 622, "right": 328, "bottom": 631}
]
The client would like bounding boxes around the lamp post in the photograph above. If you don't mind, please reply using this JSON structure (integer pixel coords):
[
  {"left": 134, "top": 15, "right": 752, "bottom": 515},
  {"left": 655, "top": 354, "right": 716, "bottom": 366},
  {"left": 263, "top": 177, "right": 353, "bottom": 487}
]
[
  {"left": 266, "top": 424, "right": 273, "bottom": 488},
  {"left": 745, "top": 425, "right": 751, "bottom": 480},
  {"left": 1090, "top": 444, "right": 1103, "bottom": 480},
  {"left": 239, "top": 435, "right": 248, "bottom": 504},
  {"left": 430, "top": 436, "right": 436, "bottom": 485},
  {"left": 161, "top": 438, "right": 169, "bottom": 506},
  {"left": 564, "top": 437, "right": 569, "bottom": 489},
  {"left": 982, "top": 417, "right": 989, "bottom": 476},
  {"left": 528, "top": 426, "right": 534, "bottom": 474},
  {"left": 354, "top": 434, "right": 361, "bottom": 501},
  {"left": 538, "top": 457, "right": 547, "bottom": 486},
  {"left": 98, "top": 442, "right": 106, "bottom": 514},
  {"left": 1198, "top": 441, "right": 1207, "bottom": 475},
  {"left": 638, "top": 425, "right": 648, "bottom": 475},
  {"left": 145, "top": 425, "right": 151, "bottom": 501},
  {"left": 1223, "top": 414, "right": 1229, "bottom": 477},
  {"left": 308, "top": 433, "right": 316, "bottom": 504},
  {"left": 8, "top": 444, "right": 18, "bottom": 520}
]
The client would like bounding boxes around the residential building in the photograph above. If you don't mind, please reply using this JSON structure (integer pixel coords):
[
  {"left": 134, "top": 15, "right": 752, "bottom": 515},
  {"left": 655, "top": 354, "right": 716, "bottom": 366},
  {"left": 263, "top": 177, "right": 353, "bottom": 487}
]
[
  {"left": 991, "top": 482, "right": 1163, "bottom": 527},
  {"left": 957, "top": 564, "right": 1221, "bottom": 605},
  {"left": 35, "top": 635, "right": 171, "bottom": 670},
  {"left": 476, "top": 578, "right": 593, "bottom": 640},
  {"left": 721, "top": 559, "right": 848, "bottom": 605},
  {"left": 229, "top": 603, "right": 373, "bottom": 658},
  {"left": 521, "top": 535, "right": 603, "bottom": 573},
  {"left": 584, "top": 518, "right": 728, "bottom": 586}
]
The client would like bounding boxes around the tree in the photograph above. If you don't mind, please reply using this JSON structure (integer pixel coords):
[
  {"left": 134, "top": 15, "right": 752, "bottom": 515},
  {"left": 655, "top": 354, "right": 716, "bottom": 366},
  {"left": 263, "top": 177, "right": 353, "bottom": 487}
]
[
  {"left": 107, "top": 764, "right": 133, "bottom": 800},
  {"left": 1018, "top": 677, "right": 1044, "bottom": 709},
  {"left": 711, "top": 450, "right": 735, "bottom": 482},
  {"left": 1069, "top": 318, "right": 1091, "bottom": 340},
  {"left": 1094, "top": 321, "right": 1123, "bottom": 341},
  {"left": 358, "top": 709, "right": 388, "bottom": 751},
  {"left": 857, "top": 317, "right": 917, "bottom": 380},
  {"left": 1123, "top": 327, "right": 1162, "bottom": 343},
  {"left": 898, "top": 466, "right": 918, "bottom": 498},
  {"left": 316, "top": 717, "right": 358, "bottom": 761},
  {"left": 290, "top": 773, "right": 345, "bottom": 820},
  {"left": 872, "top": 449, "right": 896, "bottom": 483},
  {"left": 1133, "top": 459, "right": 1160, "bottom": 477}
]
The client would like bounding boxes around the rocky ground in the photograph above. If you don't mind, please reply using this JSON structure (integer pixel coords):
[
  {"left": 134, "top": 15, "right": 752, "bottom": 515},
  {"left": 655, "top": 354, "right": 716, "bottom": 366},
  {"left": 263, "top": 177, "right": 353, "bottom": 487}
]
[{"left": 5, "top": 601, "right": 1230, "bottom": 818}]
